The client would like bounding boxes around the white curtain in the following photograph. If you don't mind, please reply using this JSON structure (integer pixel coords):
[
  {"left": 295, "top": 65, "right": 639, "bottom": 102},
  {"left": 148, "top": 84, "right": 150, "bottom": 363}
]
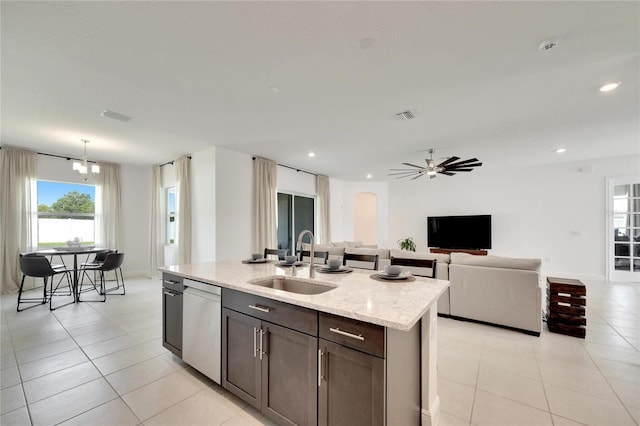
[
  {"left": 175, "top": 156, "right": 191, "bottom": 265},
  {"left": 252, "top": 157, "right": 277, "bottom": 253},
  {"left": 95, "top": 163, "right": 122, "bottom": 251},
  {"left": 148, "top": 165, "right": 163, "bottom": 277},
  {"left": 316, "top": 174, "right": 331, "bottom": 244},
  {"left": 0, "top": 146, "right": 37, "bottom": 294}
]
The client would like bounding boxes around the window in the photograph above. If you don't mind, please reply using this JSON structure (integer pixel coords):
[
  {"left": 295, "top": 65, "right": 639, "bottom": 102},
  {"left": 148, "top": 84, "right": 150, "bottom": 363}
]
[
  {"left": 37, "top": 180, "right": 96, "bottom": 247},
  {"left": 277, "top": 192, "right": 315, "bottom": 254},
  {"left": 166, "top": 187, "right": 176, "bottom": 244}
]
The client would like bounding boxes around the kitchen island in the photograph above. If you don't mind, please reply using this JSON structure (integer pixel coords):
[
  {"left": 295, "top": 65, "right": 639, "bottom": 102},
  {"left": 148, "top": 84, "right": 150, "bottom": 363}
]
[{"left": 160, "top": 260, "right": 449, "bottom": 426}]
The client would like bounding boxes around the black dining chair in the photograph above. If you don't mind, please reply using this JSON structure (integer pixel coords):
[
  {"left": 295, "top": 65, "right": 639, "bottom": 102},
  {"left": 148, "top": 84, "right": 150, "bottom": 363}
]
[
  {"left": 264, "top": 248, "right": 288, "bottom": 261},
  {"left": 17, "top": 254, "right": 72, "bottom": 312},
  {"left": 79, "top": 252, "right": 125, "bottom": 301},
  {"left": 343, "top": 253, "right": 379, "bottom": 270},
  {"left": 298, "top": 250, "right": 329, "bottom": 264},
  {"left": 390, "top": 257, "right": 437, "bottom": 278},
  {"left": 80, "top": 249, "right": 114, "bottom": 286}
]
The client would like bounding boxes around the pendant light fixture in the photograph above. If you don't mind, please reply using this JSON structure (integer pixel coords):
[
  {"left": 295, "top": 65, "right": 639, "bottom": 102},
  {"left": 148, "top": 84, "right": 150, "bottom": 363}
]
[{"left": 72, "top": 139, "right": 100, "bottom": 181}]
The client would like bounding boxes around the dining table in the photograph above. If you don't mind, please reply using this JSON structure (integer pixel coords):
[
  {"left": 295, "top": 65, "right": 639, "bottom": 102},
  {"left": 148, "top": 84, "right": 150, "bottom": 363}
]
[{"left": 35, "top": 246, "right": 109, "bottom": 303}]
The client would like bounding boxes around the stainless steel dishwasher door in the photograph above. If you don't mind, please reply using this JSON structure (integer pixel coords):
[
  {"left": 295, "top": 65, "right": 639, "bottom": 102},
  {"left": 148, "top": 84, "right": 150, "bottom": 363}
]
[{"left": 183, "top": 283, "right": 221, "bottom": 384}]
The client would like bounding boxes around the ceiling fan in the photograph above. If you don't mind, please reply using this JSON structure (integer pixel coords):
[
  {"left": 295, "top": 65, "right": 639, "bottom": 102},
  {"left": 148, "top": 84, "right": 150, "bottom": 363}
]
[{"left": 389, "top": 149, "right": 482, "bottom": 180}]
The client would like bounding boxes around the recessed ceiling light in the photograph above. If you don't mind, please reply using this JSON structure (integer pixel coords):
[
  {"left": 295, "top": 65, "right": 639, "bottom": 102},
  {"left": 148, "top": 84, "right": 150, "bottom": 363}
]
[
  {"left": 555, "top": 148, "right": 567, "bottom": 154},
  {"left": 270, "top": 86, "right": 280, "bottom": 94},
  {"left": 366, "top": 174, "right": 372, "bottom": 179},
  {"left": 599, "top": 82, "right": 620, "bottom": 92},
  {"left": 307, "top": 152, "right": 315, "bottom": 158}
]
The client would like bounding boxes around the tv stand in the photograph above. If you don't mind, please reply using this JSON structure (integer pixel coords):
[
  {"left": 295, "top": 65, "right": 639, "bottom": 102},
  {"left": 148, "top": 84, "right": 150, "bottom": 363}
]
[{"left": 430, "top": 248, "right": 488, "bottom": 256}]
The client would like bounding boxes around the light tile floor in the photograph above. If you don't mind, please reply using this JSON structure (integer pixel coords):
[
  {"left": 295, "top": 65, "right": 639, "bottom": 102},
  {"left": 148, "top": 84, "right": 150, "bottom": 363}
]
[{"left": 0, "top": 278, "right": 638, "bottom": 426}]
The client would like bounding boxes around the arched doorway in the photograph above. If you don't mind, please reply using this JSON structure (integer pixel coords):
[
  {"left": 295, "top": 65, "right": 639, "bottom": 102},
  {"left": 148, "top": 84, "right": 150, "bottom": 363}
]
[{"left": 353, "top": 192, "right": 377, "bottom": 245}]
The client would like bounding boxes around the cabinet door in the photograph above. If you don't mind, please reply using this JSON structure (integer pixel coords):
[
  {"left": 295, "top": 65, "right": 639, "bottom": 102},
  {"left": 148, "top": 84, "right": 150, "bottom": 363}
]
[
  {"left": 318, "top": 339, "right": 384, "bottom": 426},
  {"left": 222, "top": 308, "right": 262, "bottom": 409},
  {"left": 261, "top": 322, "right": 317, "bottom": 426},
  {"left": 162, "top": 289, "right": 183, "bottom": 357}
]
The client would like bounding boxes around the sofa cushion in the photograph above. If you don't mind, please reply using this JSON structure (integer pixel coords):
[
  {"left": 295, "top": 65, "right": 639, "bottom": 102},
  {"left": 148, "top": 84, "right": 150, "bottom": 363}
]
[
  {"left": 301, "top": 243, "right": 345, "bottom": 257},
  {"left": 333, "top": 241, "right": 363, "bottom": 248},
  {"left": 345, "top": 247, "right": 390, "bottom": 259},
  {"left": 389, "top": 249, "right": 450, "bottom": 264},
  {"left": 450, "top": 252, "right": 541, "bottom": 272}
]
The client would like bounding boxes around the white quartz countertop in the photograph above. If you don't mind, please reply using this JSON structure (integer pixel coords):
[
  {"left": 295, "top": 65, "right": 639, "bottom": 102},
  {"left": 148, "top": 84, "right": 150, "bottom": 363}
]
[{"left": 160, "top": 260, "right": 449, "bottom": 331}]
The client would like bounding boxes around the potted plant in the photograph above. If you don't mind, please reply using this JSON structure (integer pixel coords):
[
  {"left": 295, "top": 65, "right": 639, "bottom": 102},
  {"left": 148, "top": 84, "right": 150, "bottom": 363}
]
[{"left": 398, "top": 237, "right": 416, "bottom": 252}]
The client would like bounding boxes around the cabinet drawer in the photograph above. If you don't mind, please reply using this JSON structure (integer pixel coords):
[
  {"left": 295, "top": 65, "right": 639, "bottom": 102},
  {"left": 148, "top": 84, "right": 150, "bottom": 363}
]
[
  {"left": 163, "top": 273, "right": 184, "bottom": 293},
  {"left": 222, "top": 288, "right": 318, "bottom": 336},
  {"left": 319, "top": 312, "right": 385, "bottom": 358}
]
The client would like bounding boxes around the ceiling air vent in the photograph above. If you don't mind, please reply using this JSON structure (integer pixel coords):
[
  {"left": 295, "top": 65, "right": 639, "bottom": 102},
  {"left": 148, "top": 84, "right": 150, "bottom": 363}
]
[
  {"left": 395, "top": 110, "right": 416, "bottom": 121},
  {"left": 101, "top": 109, "right": 132, "bottom": 122}
]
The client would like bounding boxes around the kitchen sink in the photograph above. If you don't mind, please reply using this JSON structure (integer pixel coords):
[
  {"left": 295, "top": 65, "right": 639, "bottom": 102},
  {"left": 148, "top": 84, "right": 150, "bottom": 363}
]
[{"left": 248, "top": 277, "right": 336, "bottom": 295}]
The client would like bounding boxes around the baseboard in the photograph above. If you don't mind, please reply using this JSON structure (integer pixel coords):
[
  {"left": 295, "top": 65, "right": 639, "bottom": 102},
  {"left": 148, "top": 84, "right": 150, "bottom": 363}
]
[
  {"left": 443, "top": 314, "right": 541, "bottom": 337},
  {"left": 420, "top": 395, "right": 440, "bottom": 426}
]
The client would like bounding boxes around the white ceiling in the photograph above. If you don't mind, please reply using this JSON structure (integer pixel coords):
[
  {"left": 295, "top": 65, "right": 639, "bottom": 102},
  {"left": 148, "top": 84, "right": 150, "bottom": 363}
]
[{"left": 2, "top": 1, "right": 638, "bottom": 180}]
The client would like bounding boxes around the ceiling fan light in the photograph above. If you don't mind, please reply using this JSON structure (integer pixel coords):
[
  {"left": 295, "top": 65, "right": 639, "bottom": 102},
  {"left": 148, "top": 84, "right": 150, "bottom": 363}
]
[
  {"left": 91, "top": 164, "right": 100, "bottom": 174},
  {"left": 72, "top": 161, "right": 82, "bottom": 171},
  {"left": 78, "top": 164, "right": 88, "bottom": 174},
  {"left": 427, "top": 170, "right": 437, "bottom": 176}
]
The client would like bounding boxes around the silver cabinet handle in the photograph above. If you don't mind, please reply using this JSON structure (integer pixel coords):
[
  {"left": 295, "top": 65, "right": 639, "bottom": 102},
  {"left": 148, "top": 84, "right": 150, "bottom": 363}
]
[
  {"left": 163, "top": 291, "right": 175, "bottom": 297},
  {"left": 163, "top": 280, "right": 179, "bottom": 285},
  {"left": 317, "top": 349, "right": 321, "bottom": 387},
  {"left": 253, "top": 327, "right": 258, "bottom": 358},
  {"left": 248, "top": 304, "right": 272, "bottom": 313},
  {"left": 329, "top": 327, "right": 365, "bottom": 341},
  {"left": 259, "top": 329, "right": 266, "bottom": 360}
]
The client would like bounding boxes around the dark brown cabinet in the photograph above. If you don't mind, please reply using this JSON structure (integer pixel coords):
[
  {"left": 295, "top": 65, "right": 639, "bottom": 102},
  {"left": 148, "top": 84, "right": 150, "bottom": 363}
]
[
  {"left": 318, "top": 339, "right": 384, "bottom": 426},
  {"left": 162, "top": 273, "right": 184, "bottom": 358},
  {"left": 221, "top": 288, "right": 422, "bottom": 426},
  {"left": 318, "top": 312, "right": 385, "bottom": 426},
  {"left": 222, "top": 289, "right": 318, "bottom": 425}
]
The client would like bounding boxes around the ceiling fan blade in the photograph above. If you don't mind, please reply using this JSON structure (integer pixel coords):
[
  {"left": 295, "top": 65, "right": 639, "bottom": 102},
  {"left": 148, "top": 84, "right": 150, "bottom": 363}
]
[
  {"left": 436, "top": 156, "right": 460, "bottom": 168},
  {"left": 445, "top": 162, "right": 482, "bottom": 170},
  {"left": 446, "top": 168, "right": 475, "bottom": 172},
  {"left": 439, "top": 171, "right": 456, "bottom": 176},
  {"left": 394, "top": 173, "right": 420, "bottom": 179},
  {"left": 389, "top": 168, "right": 423, "bottom": 171},
  {"left": 410, "top": 172, "right": 426, "bottom": 180},
  {"left": 388, "top": 171, "right": 421, "bottom": 176},
  {"left": 447, "top": 158, "right": 480, "bottom": 167},
  {"left": 401, "top": 162, "right": 425, "bottom": 169}
]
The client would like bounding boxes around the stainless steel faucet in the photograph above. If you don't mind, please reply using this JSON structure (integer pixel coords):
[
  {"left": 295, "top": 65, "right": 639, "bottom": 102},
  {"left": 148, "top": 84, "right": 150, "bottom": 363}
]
[{"left": 296, "top": 230, "right": 315, "bottom": 278}]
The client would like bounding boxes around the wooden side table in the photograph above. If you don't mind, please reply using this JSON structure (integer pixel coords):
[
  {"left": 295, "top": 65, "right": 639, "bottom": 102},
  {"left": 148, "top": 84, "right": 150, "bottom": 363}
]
[{"left": 546, "top": 277, "right": 586, "bottom": 338}]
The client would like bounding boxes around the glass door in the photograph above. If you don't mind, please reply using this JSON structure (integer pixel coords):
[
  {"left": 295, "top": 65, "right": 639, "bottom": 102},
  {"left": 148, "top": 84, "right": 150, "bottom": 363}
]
[
  {"left": 277, "top": 192, "right": 316, "bottom": 255},
  {"left": 608, "top": 177, "right": 640, "bottom": 282}
]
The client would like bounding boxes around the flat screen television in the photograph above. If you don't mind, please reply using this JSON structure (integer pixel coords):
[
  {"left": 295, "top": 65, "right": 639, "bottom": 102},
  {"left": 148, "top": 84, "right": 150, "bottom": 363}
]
[{"left": 427, "top": 215, "right": 492, "bottom": 250}]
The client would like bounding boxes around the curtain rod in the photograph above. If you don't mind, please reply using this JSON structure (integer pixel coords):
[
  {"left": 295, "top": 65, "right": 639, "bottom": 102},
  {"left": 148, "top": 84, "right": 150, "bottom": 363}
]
[
  {"left": 159, "top": 156, "right": 192, "bottom": 167},
  {"left": 0, "top": 146, "right": 98, "bottom": 164},
  {"left": 252, "top": 156, "right": 317, "bottom": 177}
]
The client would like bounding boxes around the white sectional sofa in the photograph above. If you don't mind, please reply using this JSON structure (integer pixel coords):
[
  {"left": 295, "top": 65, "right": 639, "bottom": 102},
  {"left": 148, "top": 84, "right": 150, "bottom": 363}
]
[
  {"left": 447, "top": 253, "right": 542, "bottom": 335},
  {"left": 303, "top": 241, "right": 543, "bottom": 335}
]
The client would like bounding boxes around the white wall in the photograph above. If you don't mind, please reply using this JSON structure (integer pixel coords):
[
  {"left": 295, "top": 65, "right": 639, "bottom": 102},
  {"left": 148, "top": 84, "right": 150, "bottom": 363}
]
[
  {"left": 277, "top": 166, "right": 316, "bottom": 195},
  {"left": 191, "top": 147, "right": 216, "bottom": 263},
  {"left": 36, "top": 155, "right": 151, "bottom": 277},
  {"left": 388, "top": 154, "right": 640, "bottom": 281},
  {"left": 215, "top": 147, "right": 252, "bottom": 260}
]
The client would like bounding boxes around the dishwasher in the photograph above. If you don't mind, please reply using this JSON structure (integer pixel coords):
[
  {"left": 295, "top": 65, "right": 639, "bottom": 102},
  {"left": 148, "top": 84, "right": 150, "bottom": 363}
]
[{"left": 183, "top": 279, "right": 221, "bottom": 384}]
